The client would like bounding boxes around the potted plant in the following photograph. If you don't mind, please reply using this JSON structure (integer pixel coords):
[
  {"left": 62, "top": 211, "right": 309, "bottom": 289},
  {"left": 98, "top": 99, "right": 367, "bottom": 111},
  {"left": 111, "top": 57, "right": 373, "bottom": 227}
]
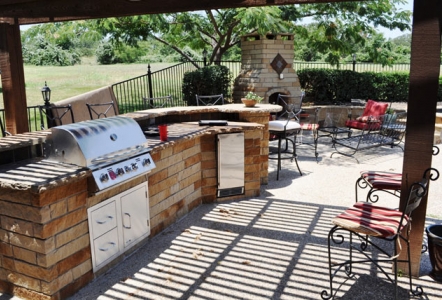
[
  {"left": 241, "top": 91, "right": 263, "bottom": 107},
  {"left": 384, "top": 107, "right": 397, "bottom": 123}
]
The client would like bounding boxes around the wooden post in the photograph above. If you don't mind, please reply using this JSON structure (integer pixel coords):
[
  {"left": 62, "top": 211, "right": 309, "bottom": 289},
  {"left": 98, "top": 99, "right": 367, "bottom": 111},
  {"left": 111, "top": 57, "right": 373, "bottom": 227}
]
[
  {"left": 400, "top": 0, "right": 441, "bottom": 276},
  {"left": 0, "top": 20, "right": 28, "bottom": 134}
]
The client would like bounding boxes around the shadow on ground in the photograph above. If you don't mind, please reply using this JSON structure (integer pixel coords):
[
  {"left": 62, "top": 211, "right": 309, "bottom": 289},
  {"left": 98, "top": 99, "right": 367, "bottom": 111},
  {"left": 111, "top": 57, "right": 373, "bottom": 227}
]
[
  {"left": 68, "top": 196, "right": 442, "bottom": 300},
  {"left": 65, "top": 136, "right": 442, "bottom": 300}
]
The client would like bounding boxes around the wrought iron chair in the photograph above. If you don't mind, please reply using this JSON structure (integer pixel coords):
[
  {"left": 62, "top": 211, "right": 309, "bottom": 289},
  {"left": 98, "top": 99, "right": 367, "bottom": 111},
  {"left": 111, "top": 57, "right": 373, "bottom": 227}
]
[
  {"left": 355, "top": 170, "right": 403, "bottom": 203},
  {"left": 195, "top": 94, "right": 224, "bottom": 106},
  {"left": 86, "top": 101, "right": 117, "bottom": 120},
  {"left": 321, "top": 167, "right": 439, "bottom": 300},
  {"left": 142, "top": 95, "right": 173, "bottom": 109},
  {"left": 355, "top": 146, "right": 440, "bottom": 203},
  {"left": 298, "top": 107, "right": 320, "bottom": 160},
  {"left": 0, "top": 114, "right": 12, "bottom": 137},
  {"left": 268, "top": 93, "right": 304, "bottom": 180},
  {"left": 39, "top": 104, "right": 75, "bottom": 130}
]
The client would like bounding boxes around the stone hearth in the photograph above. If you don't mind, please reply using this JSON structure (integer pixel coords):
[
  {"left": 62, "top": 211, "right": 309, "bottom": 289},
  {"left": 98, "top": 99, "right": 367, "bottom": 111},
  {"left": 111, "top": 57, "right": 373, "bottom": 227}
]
[{"left": 233, "top": 33, "right": 303, "bottom": 104}]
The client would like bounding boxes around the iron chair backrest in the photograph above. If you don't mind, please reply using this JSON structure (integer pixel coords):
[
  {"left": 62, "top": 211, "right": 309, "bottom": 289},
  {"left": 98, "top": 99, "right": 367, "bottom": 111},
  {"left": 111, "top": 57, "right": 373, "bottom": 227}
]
[
  {"left": 142, "top": 95, "right": 173, "bottom": 109},
  {"left": 86, "top": 101, "right": 118, "bottom": 120},
  {"left": 275, "top": 93, "right": 304, "bottom": 122},
  {"left": 195, "top": 94, "right": 224, "bottom": 106},
  {"left": 0, "top": 114, "right": 11, "bottom": 137},
  {"left": 397, "top": 167, "right": 439, "bottom": 235},
  {"left": 39, "top": 104, "right": 75, "bottom": 130}
]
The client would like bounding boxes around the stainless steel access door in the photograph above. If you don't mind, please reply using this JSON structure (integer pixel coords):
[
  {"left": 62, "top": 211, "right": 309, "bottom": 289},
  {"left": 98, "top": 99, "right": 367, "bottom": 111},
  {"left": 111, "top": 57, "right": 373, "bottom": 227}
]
[{"left": 217, "top": 132, "right": 244, "bottom": 197}]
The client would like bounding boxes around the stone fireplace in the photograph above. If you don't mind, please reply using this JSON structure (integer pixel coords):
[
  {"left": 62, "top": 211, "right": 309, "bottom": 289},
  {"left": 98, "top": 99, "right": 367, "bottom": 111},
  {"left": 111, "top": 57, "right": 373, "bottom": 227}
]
[{"left": 233, "top": 33, "right": 303, "bottom": 104}]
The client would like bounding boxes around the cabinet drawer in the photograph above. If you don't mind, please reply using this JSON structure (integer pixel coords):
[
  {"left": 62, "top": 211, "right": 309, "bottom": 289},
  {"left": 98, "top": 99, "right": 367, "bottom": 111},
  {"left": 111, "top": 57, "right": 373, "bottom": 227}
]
[
  {"left": 90, "top": 200, "right": 118, "bottom": 238},
  {"left": 93, "top": 227, "right": 120, "bottom": 268}
]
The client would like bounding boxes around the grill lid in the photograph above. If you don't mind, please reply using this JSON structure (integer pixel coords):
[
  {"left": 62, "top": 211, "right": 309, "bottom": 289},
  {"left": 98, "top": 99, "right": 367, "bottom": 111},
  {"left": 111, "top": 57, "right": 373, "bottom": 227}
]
[{"left": 44, "top": 116, "right": 149, "bottom": 168}]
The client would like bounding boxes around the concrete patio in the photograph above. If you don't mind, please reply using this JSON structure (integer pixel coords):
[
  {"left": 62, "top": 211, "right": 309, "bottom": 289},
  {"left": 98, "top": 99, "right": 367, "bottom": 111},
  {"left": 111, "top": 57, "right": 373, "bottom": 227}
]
[
  {"left": 59, "top": 135, "right": 442, "bottom": 300},
  {"left": 0, "top": 132, "right": 428, "bottom": 300}
]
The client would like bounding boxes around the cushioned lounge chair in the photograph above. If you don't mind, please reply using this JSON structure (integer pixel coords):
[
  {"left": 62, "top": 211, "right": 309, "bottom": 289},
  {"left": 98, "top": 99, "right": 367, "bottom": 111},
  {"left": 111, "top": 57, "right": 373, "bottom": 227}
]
[{"left": 346, "top": 99, "right": 389, "bottom": 130}]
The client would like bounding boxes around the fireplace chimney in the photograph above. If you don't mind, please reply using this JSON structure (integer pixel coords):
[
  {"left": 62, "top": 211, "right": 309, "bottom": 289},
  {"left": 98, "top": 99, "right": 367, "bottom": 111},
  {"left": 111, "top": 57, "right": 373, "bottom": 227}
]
[{"left": 233, "top": 33, "right": 302, "bottom": 104}]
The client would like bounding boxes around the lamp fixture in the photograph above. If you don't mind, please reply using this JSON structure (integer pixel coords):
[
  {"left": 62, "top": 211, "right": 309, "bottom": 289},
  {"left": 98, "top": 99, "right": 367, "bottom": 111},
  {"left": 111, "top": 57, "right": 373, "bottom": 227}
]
[{"left": 41, "top": 81, "right": 51, "bottom": 106}]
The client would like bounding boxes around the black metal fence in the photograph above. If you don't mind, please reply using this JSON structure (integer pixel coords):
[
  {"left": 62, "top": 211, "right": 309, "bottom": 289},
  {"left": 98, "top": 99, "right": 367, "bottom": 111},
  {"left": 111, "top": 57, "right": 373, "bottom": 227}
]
[
  {"left": 0, "top": 105, "right": 42, "bottom": 134},
  {"left": 2, "top": 60, "right": 435, "bottom": 134},
  {"left": 112, "top": 60, "right": 242, "bottom": 114},
  {"left": 293, "top": 61, "right": 413, "bottom": 73}
]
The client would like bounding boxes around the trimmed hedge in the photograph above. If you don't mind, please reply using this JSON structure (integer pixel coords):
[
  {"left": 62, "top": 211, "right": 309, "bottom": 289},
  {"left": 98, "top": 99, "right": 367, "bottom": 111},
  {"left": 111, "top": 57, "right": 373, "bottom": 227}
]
[
  {"left": 297, "top": 68, "right": 442, "bottom": 104},
  {"left": 182, "top": 65, "right": 232, "bottom": 106}
]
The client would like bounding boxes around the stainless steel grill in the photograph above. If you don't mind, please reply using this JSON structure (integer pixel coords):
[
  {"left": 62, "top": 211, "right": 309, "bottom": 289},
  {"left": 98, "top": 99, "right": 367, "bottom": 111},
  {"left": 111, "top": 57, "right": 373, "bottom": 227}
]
[{"left": 44, "top": 116, "right": 155, "bottom": 191}]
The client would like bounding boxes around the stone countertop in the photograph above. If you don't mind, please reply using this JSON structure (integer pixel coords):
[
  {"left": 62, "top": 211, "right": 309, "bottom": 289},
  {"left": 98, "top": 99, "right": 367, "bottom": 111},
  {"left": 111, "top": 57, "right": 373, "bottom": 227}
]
[
  {"left": 0, "top": 130, "right": 50, "bottom": 153},
  {"left": 0, "top": 158, "right": 90, "bottom": 193},
  {"left": 123, "top": 103, "right": 281, "bottom": 121},
  {"left": 0, "top": 121, "right": 263, "bottom": 193},
  {"left": 145, "top": 121, "right": 263, "bottom": 149}
]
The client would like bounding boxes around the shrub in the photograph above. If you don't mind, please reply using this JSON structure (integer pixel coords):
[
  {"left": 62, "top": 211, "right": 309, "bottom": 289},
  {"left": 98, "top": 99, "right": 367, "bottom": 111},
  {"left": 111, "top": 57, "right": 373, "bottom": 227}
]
[
  {"left": 182, "top": 65, "right": 232, "bottom": 106},
  {"left": 22, "top": 36, "right": 81, "bottom": 66},
  {"left": 95, "top": 41, "right": 117, "bottom": 65},
  {"left": 297, "top": 68, "right": 419, "bottom": 104}
]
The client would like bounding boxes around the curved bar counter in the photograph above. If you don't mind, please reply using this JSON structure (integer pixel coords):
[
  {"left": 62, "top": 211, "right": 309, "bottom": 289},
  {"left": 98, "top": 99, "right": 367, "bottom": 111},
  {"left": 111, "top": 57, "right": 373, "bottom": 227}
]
[{"left": 0, "top": 103, "right": 279, "bottom": 300}]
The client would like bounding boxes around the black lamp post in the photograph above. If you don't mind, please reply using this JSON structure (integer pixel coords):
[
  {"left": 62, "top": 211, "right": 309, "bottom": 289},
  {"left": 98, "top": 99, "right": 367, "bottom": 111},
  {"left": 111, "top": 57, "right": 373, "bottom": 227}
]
[
  {"left": 352, "top": 53, "right": 357, "bottom": 72},
  {"left": 203, "top": 49, "right": 208, "bottom": 67},
  {"left": 41, "top": 81, "right": 51, "bottom": 106},
  {"left": 41, "top": 81, "right": 54, "bottom": 128}
]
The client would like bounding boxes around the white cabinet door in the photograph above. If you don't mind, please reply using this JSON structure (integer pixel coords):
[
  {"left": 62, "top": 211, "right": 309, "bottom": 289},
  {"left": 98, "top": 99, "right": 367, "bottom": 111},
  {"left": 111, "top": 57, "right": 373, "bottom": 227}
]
[
  {"left": 88, "top": 182, "right": 150, "bottom": 272},
  {"left": 119, "top": 183, "right": 150, "bottom": 249},
  {"left": 93, "top": 227, "right": 120, "bottom": 269},
  {"left": 89, "top": 198, "right": 118, "bottom": 238}
]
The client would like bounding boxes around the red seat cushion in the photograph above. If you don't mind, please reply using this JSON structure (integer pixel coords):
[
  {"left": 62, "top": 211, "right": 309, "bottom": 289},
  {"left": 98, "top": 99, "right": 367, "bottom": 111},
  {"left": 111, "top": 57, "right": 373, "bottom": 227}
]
[
  {"left": 300, "top": 123, "right": 319, "bottom": 131},
  {"left": 332, "top": 202, "right": 408, "bottom": 237},
  {"left": 359, "top": 100, "right": 389, "bottom": 120},
  {"left": 346, "top": 100, "right": 388, "bottom": 130},
  {"left": 345, "top": 119, "right": 381, "bottom": 130},
  {"left": 360, "top": 171, "right": 402, "bottom": 190}
]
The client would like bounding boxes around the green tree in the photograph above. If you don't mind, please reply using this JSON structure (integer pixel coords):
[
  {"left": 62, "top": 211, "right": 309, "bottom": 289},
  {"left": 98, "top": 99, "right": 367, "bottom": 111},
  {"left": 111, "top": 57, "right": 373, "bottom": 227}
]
[
  {"left": 94, "top": 1, "right": 411, "bottom": 67},
  {"left": 21, "top": 21, "right": 102, "bottom": 65},
  {"left": 288, "top": 0, "right": 411, "bottom": 65},
  {"left": 94, "top": 8, "right": 288, "bottom": 68}
]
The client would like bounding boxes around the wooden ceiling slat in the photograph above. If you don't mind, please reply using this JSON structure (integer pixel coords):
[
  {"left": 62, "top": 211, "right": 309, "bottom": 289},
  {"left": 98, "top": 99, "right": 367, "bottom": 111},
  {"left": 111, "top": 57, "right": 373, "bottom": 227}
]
[{"left": 0, "top": 0, "right": 360, "bottom": 25}]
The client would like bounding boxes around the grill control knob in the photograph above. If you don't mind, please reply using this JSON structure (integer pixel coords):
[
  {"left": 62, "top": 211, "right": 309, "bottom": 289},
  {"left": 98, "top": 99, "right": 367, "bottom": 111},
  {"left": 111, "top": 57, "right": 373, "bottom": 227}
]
[
  {"left": 131, "top": 163, "right": 138, "bottom": 170},
  {"left": 142, "top": 158, "right": 151, "bottom": 166},
  {"left": 116, "top": 168, "right": 125, "bottom": 176},
  {"left": 125, "top": 166, "right": 132, "bottom": 172},
  {"left": 100, "top": 173, "right": 109, "bottom": 182}
]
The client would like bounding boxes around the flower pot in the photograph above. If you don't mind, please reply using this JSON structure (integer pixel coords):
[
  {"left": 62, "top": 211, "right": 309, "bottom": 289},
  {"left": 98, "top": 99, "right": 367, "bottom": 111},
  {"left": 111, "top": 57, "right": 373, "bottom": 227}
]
[
  {"left": 241, "top": 98, "right": 257, "bottom": 107},
  {"left": 426, "top": 225, "right": 442, "bottom": 281}
]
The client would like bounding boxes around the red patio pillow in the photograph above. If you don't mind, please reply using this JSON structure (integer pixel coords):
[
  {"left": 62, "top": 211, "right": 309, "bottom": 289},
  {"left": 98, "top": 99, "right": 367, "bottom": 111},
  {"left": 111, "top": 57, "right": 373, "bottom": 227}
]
[{"left": 355, "top": 100, "right": 388, "bottom": 123}]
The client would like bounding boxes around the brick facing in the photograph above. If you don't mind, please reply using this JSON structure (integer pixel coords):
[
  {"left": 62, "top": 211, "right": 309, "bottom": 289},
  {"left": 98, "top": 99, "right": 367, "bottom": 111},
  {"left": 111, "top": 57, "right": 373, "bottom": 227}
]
[
  {"left": 12, "top": 246, "right": 36, "bottom": 264},
  {"left": 1, "top": 216, "right": 34, "bottom": 237},
  {"left": 54, "top": 221, "right": 88, "bottom": 249},
  {"left": 37, "top": 234, "right": 89, "bottom": 268},
  {"left": 8, "top": 232, "right": 55, "bottom": 255},
  {"left": 34, "top": 208, "right": 87, "bottom": 239}
]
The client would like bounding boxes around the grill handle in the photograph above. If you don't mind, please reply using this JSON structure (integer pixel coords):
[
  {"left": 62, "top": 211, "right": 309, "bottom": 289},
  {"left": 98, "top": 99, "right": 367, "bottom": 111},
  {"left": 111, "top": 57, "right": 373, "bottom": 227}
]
[{"left": 91, "top": 145, "right": 146, "bottom": 165}]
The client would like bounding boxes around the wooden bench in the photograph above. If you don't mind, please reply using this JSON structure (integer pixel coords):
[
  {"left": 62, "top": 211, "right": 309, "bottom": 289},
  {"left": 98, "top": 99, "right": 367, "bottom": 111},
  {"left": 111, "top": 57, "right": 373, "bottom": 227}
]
[{"left": 330, "top": 111, "right": 407, "bottom": 162}]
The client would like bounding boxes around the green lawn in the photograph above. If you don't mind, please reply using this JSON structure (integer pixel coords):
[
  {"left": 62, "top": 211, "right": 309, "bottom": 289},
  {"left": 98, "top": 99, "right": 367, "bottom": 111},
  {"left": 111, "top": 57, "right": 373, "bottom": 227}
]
[{"left": 0, "top": 61, "right": 173, "bottom": 108}]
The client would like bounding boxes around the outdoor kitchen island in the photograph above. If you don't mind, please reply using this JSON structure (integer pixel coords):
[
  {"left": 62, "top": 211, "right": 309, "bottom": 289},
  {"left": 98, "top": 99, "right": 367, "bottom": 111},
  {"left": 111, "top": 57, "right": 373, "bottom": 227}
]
[{"left": 0, "top": 104, "right": 278, "bottom": 300}]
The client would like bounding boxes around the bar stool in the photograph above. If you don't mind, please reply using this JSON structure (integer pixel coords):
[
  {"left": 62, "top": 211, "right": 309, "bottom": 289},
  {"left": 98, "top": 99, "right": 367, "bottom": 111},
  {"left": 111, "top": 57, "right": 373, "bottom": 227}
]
[{"left": 268, "top": 94, "right": 304, "bottom": 180}]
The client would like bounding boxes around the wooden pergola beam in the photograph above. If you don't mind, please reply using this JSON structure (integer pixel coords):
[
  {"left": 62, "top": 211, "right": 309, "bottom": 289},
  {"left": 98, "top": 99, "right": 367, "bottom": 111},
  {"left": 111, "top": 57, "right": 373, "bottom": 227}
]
[
  {"left": 0, "top": 20, "right": 28, "bottom": 134},
  {"left": 0, "top": 0, "right": 360, "bottom": 25},
  {"left": 400, "top": 0, "right": 441, "bottom": 276}
]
